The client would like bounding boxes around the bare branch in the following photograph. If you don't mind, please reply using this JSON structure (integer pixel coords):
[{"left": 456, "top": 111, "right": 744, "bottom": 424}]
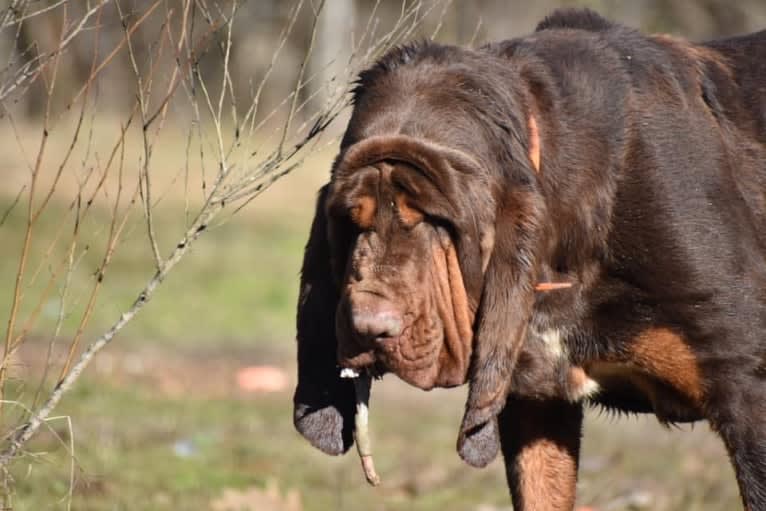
[
  {"left": 0, "top": 0, "right": 110, "bottom": 103},
  {"left": 278, "top": 0, "right": 324, "bottom": 157},
  {"left": 0, "top": 186, "right": 26, "bottom": 229},
  {"left": 0, "top": 200, "right": 221, "bottom": 466},
  {"left": 0, "top": 1, "right": 68, "bottom": 413},
  {"left": 118, "top": 0, "right": 166, "bottom": 271},
  {"left": 0, "top": 0, "right": 443, "bottom": 476}
]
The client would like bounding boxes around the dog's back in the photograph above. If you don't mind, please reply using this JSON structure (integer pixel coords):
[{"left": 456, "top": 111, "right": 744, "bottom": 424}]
[
  {"left": 536, "top": 9, "right": 766, "bottom": 146},
  {"left": 701, "top": 31, "right": 766, "bottom": 250},
  {"left": 534, "top": 10, "right": 766, "bottom": 250},
  {"left": 705, "top": 30, "right": 766, "bottom": 145}
]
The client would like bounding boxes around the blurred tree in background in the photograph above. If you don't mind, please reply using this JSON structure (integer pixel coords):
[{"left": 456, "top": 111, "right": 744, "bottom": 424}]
[{"left": 4, "top": 0, "right": 765, "bottom": 122}]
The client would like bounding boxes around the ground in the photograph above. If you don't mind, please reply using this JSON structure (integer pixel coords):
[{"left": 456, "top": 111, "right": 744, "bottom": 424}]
[
  {"left": 7, "top": 339, "right": 740, "bottom": 511},
  {"left": 0, "top": 120, "right": 742, "bottom": 510}
]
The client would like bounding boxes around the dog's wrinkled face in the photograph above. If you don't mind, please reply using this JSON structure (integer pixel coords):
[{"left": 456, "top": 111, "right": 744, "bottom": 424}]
[{"left": 327, "top": 161, "right": 476, "bottom": 389}]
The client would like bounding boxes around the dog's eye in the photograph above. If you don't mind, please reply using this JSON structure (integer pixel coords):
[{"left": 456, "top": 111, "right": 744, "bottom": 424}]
[
  {"left": 392, "top": 195, "right": 424, "bottom": 229},
  {"left": 347, "top": 197, "right": 376, "bottom": 230}
]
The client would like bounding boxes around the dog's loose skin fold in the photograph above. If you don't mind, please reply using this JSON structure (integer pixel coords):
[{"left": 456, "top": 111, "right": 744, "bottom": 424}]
[{"left": 294, "top": 8, "right": 766, "bottom": 511}]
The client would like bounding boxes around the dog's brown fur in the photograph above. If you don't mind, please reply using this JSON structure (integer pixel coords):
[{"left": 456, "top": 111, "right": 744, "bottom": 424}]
[{"left": 294, "top": 8, "right": 766, "bottom": 510}]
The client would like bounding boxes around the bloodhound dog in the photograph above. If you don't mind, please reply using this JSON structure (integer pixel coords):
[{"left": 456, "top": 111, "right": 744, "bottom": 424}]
[{"left": 293, "top": 8, "right": 766, "bottom": 510}]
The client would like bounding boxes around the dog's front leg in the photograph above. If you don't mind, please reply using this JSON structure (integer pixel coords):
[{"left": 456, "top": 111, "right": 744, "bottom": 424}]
[
  {"left": 707, "top": 382, "right": 766, "bottom": 511},
  {"left": 499, "top": 397, "right": 583, "bottom": 511}
]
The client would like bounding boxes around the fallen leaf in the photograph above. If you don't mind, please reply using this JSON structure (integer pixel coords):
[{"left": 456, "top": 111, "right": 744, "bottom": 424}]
[{"left": 236, "top": 365, "right": 288, "bottom": 393}]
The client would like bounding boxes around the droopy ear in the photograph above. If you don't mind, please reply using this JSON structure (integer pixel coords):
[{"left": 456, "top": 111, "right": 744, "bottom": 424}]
[
  {"left": 457, "top": 116, "right": 546, "bottom": 468},
  {"left": 293, "top": 184, "right": 356, "bottom": 455}
]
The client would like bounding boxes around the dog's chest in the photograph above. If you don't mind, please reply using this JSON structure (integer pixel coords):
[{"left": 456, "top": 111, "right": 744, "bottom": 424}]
[{"left": 521, "top": 325, "right": 705, "bottom": 423}]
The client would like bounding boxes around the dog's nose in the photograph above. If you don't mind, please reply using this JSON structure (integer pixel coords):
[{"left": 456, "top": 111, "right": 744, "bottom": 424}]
[
  {"left": 350, "top": 295, "right": 403, "bottom": 340},
  {"left": 353, "top": 309, "right": 403, "bottom": 339}
]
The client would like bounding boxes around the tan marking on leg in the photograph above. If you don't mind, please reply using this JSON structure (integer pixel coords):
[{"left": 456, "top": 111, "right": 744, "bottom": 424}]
[{"left": 515, "top": 438, "right": 578, "bottom": 510}]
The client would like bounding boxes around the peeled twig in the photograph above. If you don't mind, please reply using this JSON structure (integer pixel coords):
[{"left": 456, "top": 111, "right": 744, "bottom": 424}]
[
  {"left": 535, "top": 281, "right": 573, "bottom": 292},
  {"left": 341, "top": 369, "right": 380, "bottom": 486}
]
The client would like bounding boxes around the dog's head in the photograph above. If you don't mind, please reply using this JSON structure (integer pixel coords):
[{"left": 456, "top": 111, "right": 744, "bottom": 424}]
[
  {"left": 294, "top": 42, "right": 546, "bottom": 466},
  {"left": 328, "top": 136, "right": 490, "bottom": 390}
]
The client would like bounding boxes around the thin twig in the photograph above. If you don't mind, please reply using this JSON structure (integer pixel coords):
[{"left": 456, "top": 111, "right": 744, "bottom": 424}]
[
  {"left": 0, "top": 0, "right": 110, "bottom": 102},
  {"left": 0, "top": 1, "right": 68, "bottom": 414},
  {"left": 0, "top": 186, "right": 26, "bottom": 228},
  {"left": 1, "top": 0, "right": 66, "bottom": 28},
  {"left": 468, "top": 16, "right": 483, "bottom": 47},
  {"left": 119, "top": 0, "right": 165, "bottom": 271},
  {"left": 60, "top": 0, "right": 160, "bottom": 116},
  {"left": 0, "top": 200, "right": 222, "bottom": 466},
  {"left": 278, "top": 0, "right": 324, "bottom": 157},
  {"left": 57, "top": 183, "right": 141, "bottom": 381},
  {"left": 0, "top": 0, "right": 439, "bottom": 473}
]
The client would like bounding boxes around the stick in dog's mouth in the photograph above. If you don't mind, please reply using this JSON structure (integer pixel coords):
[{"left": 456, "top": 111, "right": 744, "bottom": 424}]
[{"left": 340, "top": 367, "right": 380, "bottom": 486}]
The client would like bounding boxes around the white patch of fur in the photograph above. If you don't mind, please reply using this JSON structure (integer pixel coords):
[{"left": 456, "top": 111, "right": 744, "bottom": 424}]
[
  {"left": 531, "top": 325, "right": 601, "bottom": 402},
  {"left": 570, "top": 377, "right": 601, "bottom": 402},
  {"left": 539, "top": 328, "right": 566, "bottom": 360},
  {"left": 340, "top": 368, "right": 360, "bottom": 378}
]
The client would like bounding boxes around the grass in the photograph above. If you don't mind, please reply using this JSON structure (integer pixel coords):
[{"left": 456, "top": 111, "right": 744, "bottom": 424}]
[
  {"left": 5, "top": 353, "right": 740, "bottom": 511},
  {"left": 0, "top": 122, "right": 743, "bottom": 510},
  {"left": 0, "top": 163, "right": 326, "bottom": 352}
]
